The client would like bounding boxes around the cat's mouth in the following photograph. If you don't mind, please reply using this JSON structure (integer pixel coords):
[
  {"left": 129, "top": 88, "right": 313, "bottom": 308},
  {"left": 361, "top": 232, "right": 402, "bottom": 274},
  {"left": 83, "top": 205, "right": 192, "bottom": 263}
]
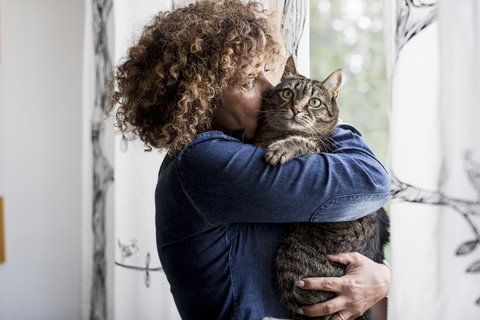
[{"left": 285, "top": 117, "right": 308, "bottom": 131}]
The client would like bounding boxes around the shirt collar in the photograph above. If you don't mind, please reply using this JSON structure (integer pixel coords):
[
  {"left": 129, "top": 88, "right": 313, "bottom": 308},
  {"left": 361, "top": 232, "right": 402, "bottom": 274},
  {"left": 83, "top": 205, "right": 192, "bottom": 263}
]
[{"left": 230, "top": 128, "right": 247, "bottom": 142}]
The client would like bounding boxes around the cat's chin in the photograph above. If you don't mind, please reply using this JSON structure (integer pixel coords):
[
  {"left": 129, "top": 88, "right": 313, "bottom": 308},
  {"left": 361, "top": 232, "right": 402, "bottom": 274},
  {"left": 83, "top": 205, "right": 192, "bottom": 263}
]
[{"left": 285, "top": 121, "right": 308, "bottom": 132}]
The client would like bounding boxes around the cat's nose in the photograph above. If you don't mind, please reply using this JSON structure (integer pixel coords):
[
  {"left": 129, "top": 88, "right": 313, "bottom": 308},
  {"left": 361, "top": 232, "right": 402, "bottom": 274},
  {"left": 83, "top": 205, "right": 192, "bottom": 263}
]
[{"left": 291, "top": 107, "right": 302, "bottom": 115}]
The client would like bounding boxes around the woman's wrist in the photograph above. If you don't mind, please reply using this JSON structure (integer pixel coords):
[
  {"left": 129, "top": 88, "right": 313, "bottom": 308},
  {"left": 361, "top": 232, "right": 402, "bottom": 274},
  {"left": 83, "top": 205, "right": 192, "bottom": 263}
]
[{"left": 378, "top": 261, "right": 391, "bottom": 299}]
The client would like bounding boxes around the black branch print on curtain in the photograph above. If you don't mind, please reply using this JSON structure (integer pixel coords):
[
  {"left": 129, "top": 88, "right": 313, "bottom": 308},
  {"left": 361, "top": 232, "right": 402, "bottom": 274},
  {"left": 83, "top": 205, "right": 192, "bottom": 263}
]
[
  {"left": 393, "top": 0, "right": 480, "bottom": 307},
  {"left": 115, "top": 238, "right": 163, "bottom": 288},
  {"left": 396, "top": 0, "right": 438, "bottom": 54},
  {"left": 91, "top": 0, "right": 114, "bottom": 319},
  {"left": 391, "top": 151, "right": 480, "bottom": 307}
]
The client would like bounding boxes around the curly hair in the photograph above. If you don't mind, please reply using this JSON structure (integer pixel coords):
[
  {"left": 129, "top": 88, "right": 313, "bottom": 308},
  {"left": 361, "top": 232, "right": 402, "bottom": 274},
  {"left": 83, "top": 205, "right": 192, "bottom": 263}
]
[{"left": 111, "top": 0, "right": 283, "bottom": 154}]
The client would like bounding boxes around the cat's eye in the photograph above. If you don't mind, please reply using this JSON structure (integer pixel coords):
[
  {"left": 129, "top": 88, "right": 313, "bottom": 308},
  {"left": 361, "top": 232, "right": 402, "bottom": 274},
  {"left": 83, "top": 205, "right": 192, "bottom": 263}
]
[
  {"left": 308, "top": 98, "right": 321, "bottom": 108},
  {"left": 282, "top": 89, "right": 294, "bottom": 99}
]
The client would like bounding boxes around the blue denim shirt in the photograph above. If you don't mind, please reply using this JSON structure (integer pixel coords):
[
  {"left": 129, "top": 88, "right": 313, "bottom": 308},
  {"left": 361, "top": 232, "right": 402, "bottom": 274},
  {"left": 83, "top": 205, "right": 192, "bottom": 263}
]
[{"left": 155, "top": 124, "right": 390, "bottom": 320}]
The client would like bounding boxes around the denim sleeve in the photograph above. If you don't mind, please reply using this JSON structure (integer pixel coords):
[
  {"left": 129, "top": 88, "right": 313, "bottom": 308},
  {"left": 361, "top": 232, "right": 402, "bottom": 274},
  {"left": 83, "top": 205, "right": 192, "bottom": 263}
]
[{"left": 175, "top": 125, "right": 390, "bottom": 225}]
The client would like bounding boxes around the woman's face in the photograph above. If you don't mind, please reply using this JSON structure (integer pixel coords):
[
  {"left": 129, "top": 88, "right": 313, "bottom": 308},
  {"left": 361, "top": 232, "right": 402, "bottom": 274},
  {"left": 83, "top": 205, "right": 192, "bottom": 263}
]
[{"left": 214, "top": 64, "right": 276, "bottom": 140}]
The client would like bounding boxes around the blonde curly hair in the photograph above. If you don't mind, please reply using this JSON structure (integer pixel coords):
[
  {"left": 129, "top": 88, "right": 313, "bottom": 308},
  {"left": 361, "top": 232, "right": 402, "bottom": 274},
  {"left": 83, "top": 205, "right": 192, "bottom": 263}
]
[{"left": 111, "top": 0, "right": 283, "bottom": 154}]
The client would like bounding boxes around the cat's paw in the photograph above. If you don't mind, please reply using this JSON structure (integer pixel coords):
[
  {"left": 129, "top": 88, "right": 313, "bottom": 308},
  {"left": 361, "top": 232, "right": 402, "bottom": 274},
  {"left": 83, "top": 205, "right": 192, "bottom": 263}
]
[{"left": 265, "top": 141, "right": 298, "bottom": 166}]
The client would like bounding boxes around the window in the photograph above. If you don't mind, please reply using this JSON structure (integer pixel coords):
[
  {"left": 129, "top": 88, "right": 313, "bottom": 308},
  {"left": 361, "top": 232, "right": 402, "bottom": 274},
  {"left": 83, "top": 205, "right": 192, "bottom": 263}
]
[{"left": 310, "top": 0, "right": 389, "bottom": 164}]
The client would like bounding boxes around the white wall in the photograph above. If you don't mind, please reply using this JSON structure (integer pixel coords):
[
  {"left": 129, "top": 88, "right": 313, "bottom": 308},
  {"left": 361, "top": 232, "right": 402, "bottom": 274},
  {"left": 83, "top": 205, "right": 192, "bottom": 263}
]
[{"left": 0, "top": 1, "right": 84, "bottom": 319}]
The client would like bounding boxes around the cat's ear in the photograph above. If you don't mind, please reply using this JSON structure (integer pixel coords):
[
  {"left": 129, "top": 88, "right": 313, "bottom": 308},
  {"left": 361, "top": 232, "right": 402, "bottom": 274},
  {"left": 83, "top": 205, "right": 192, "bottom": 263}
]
[
  {"left": 281, "top": 56, "right": 298, "bottom": 81},
  {"left": 322, "top": 69, "right": 342, "bottom": 98}
]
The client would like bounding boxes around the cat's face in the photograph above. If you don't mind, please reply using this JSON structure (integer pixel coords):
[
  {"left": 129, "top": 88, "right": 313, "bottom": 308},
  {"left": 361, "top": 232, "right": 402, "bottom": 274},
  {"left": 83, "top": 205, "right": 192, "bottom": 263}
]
[{"left": 262, "top": 58, "right": 341, "bottom": 135}]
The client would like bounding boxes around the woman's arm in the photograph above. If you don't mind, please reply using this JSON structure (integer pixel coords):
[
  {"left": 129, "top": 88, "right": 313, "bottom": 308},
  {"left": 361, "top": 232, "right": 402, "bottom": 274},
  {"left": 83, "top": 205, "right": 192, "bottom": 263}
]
[
  {"left": 176, "top": 125, "right": 390, "bottom": 225},
  {"left": 295, "top": 252, "right": 390, "bottom": 320}
]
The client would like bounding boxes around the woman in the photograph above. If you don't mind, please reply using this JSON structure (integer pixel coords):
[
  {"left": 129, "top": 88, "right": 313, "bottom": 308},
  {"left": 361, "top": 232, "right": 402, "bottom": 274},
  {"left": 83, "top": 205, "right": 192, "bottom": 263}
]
[{"left": 111, "top": 0, "right": 390, "bottom": 319}]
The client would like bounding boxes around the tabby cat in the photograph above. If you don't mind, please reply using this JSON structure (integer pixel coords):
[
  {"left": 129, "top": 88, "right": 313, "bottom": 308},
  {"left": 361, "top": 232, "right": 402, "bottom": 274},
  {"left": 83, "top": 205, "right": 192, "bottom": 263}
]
[{"left": 255, "top": 57, "right": 390, "bottom": 320}]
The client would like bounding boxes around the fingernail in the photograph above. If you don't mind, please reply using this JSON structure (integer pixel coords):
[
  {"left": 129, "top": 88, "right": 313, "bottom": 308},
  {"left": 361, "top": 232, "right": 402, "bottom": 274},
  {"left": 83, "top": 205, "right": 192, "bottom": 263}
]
[
  {"left": 295, "top": 308, "right": 304, "bottom": 315},
  {"left": 295, "top": 280, "right": 305, "bottom": 287}
]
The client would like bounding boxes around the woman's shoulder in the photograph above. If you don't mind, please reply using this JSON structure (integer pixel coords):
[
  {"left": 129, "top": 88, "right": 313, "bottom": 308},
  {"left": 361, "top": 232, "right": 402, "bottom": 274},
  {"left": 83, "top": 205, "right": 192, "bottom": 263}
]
[
  {"left": 178, "top": 130, "right": 253, "bottom": 160},
  {"left": 334, "top": 123, "right": 363, "bottom": 137},
  {"left": 187, "top": 130, "right": 242, "bottom": 147}
]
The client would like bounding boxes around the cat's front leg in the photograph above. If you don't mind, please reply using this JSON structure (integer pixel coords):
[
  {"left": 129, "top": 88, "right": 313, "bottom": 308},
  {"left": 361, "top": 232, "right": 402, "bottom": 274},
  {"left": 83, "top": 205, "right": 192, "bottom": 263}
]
[{"left": 265, "top": 136, "right": 320, "bottom": 166}]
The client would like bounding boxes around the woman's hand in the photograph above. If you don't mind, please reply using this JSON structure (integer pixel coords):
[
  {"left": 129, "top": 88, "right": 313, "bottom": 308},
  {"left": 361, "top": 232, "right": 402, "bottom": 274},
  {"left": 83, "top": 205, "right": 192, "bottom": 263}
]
[{"left": 295, "top": 252, "right": 390, "bottom": 320}]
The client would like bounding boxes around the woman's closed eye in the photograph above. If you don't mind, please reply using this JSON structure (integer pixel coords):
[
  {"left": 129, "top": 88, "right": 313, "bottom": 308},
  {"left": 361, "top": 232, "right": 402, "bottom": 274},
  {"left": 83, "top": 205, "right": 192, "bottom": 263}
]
[{"left": 241, "top": 74, "right": 259, "bottom": 92}]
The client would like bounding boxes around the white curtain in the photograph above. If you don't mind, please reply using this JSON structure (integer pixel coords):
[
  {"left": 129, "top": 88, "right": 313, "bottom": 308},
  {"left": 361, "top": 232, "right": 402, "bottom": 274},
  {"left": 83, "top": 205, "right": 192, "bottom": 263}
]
[
  {"left": 385, "top": 0, "right": 480, "bottom": 318},
  {"left": 112, "top": 2, "right": 182, "bottom": 320},
  {"left": 82, "top": 0, "right": 180, "bottom": 319}
]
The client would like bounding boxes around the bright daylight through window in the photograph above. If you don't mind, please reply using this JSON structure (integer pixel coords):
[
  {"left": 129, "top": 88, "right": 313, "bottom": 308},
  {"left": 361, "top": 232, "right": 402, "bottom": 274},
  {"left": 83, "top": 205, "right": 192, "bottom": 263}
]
[{"left": 310, "top": 0, "right": 389, "bottom": 164}]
